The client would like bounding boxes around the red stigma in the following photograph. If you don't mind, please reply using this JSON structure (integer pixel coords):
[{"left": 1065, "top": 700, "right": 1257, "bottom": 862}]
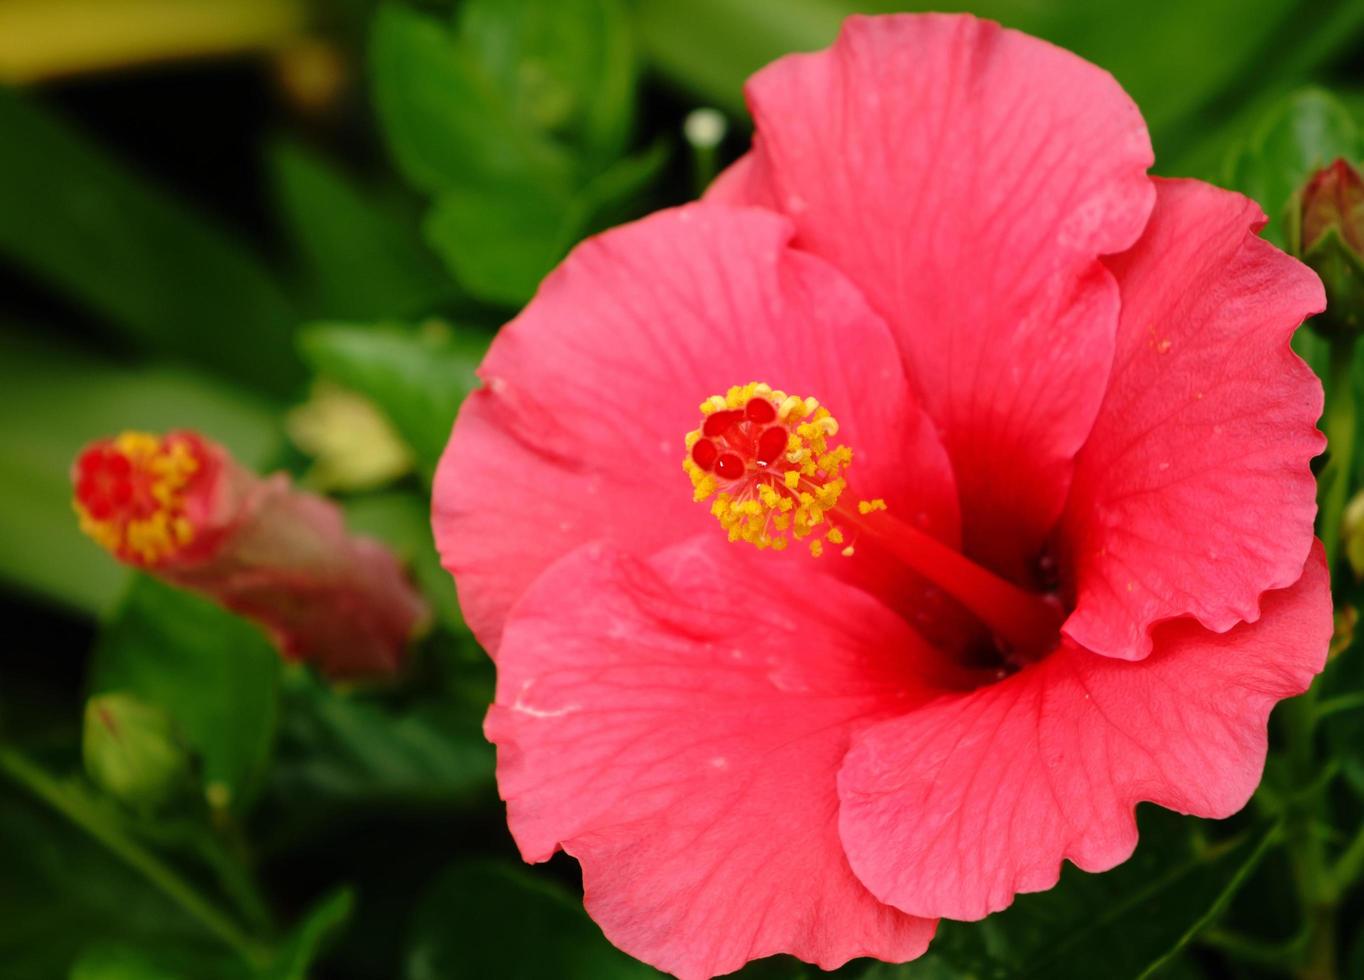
[
  {"left": 689, "top": 397, "right": 791, "bottom": 481},
  {"left": 75, "top": 447, "right": 136, "bottom": 521},
  {"left": 691, "top": 438, "right": 718, "bottom": 470},
  {"left": 683, "top": 383, "right": 852, "bottom": 557},
  {"left": 72, "top": 431, "right": 206, "bottom": 565}
]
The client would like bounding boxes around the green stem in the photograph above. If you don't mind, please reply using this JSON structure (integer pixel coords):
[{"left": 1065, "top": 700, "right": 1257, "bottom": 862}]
[
  {"left": 1138, "top": 826, "right": 1281, "bottom": 980},
  {"left": 1281, "top": 692, "right": 1337, "bottom": 980},
  {"left": 1280, "top": 333, "right": 1357, "bottom": 980},
  {"left": 1330, "top": 821, "right": 1364, "bottom": 898},
  {"left": 0, "top": 747, "right": 272, "bottom": 968},
  {"left": 1315, "top": 691, "right": 1364, "bottom": 720},
  {"left": 1320, "top": 335, "right": 1357, "bottom": 575},
  {"left": 684, "top": 108, "right": 726, "bottom": 197}
]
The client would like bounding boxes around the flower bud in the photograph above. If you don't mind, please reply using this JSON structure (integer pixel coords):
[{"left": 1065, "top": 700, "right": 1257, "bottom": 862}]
[
  {"left": 1342, "top": 487, "right": 1364, "bottom": 580},
  {"left": 83, "top": 693, "right": 190, "bottom": 811},
  {"left": 1295, "top": 157, "right": 1364, "bottom": 335},
  {"left": 286, "top": 382, "right": 413, "bottom": 492},
  {"left": 72, "top": 430, "right": 428, "bottom": 678}
]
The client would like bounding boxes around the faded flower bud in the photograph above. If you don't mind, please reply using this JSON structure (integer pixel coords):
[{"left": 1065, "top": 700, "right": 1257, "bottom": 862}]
[
  {"left": 1295, "top": 157, "right": 1364, "bottom": 335},
  {"left": 287, "top": 382, "right": 413, "bottom": 492},
  {"left": 83, "top": 692, "right": 190, "bottom": 810},
  {"left": 73, "top": 430, "right": 428, "bottom": 678}
]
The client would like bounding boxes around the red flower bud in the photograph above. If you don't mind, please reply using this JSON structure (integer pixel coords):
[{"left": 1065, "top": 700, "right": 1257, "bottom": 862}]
[
  {"left": 1297, "top": 157, "right": 1364, "bottom": 334},
  {"left": 1302, "top": 157, "right": 1364, "bottom": 255},
  {"left": 73, "top": 430, "right": 427, "bottom": 678}
]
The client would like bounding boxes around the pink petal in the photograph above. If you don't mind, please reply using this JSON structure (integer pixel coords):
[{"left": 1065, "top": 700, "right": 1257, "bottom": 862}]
[
  {"left": 838, "top": 544, "right": 1330, "bottom": 922},
  {"left": 1063, "top": 179, "right": 1326, "bottom": 661},
  {"left": 735, "top": 13, "right": 1155, "bottom": 578},
  {"left": 703, "top": 151, "right": 777, "bottom": 210},
  {"left": 489, "top": 536, "right": 949, "bottom": 978},
  {"left": 433, "top": 203, "right": 958, "bottom": 652}
]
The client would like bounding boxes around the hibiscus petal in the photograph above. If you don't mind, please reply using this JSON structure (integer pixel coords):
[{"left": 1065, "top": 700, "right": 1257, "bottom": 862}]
[
  {"left": 838, "top": 544, "right": 1329, "bottom": 922},
  {"left": 489, "top": 536, "right": 947, "bottom": 978},
  {"left": 433, "top": 203, "right": 958, "bottom": 651},
  {"left": 735, "top": 13, "right": 1155, "bottom": 578},
  {"left": 1063, "top": 179, "right": 1326, "bottom": 661},
  {"left": 703, "top": 151, "right": 777, "bottom": 209}
]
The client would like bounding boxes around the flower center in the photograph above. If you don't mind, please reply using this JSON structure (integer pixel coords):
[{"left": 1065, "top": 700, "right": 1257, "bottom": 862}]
[
  {"left": 683, "top": 383, "right": 1062, "bottom": 659},
  {"left": 683, "top": 382, "right": 852, "bottom": 554},
  {"left": 74, "top": 431, "right": 202, "bottom": 566}
]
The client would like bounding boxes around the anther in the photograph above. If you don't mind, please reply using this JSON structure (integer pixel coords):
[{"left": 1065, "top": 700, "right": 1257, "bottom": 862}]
[{"left": 682, "top": 382, "right": 851, "bottom": 554}]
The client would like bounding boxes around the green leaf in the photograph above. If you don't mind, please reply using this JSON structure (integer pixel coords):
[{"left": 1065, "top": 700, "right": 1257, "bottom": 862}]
[
  {"left": 72, "top": 946, "right": 234, "bottom": 980},
  {"left": 268, "top": 666, "right": 493, "bottom": 812},
  {"left": 370, "top": 0, "right": 650, "bottom": 304},
  {"left": 632, "top": 0, "right": 839, "bottom": 118},
  {"left": 922, "top": 810, "right": 1276, "bottom": 980},
  {"left": 269, "top": 139, "right": 456, "bottom": 320},
  {"left": 0, "top": 748, "right": 294, "bottom": 977},
  {"left": 0, "top": 88, "right": 301, "bottom": 394},
  {"left": 423, "top": 141, "right": 668, "bottom": 306},
  {"left": 404, "top": 860, "right": 658, "bottom": 980},
  {"left": 1324, "top": 628, "right": 1364, "bottom": 798},
  {"left": 345, "top": 491, "right": 464, "bottom": 632},
  {"left": 67, "top": 889, "right": 351, "bottom": 980},
  {"left": 298, "top": 321, "right": 484, "bottom": 478},
  {"left": 4, "top": 742, "right": 274, "bottom": 948},
  {"left": 0, "top": 329, "right": 279, "bottom": 614},
  {"left": 423, "top": 180, "right": 577, "bottom": 306},
  {"left": 1224, "top": 88, "right": 1363, "bottom": 247},
  {"left": 578, "top": 139, "right": 671, "bottom": 232},
  {"left": 89, "top": 577, "right": 281, "bottom": 811},
  {"left": 369, "top": 2, "right": 575, "bottom": 195},
  {"left": 0, "top": 780, "right": 225, "bottom": 980},
  {"left": 259, "top": 888, "right": 354, "bottom": 980},
  {"left": 460, "top": 0, "right": 637, "bottom": 166}
]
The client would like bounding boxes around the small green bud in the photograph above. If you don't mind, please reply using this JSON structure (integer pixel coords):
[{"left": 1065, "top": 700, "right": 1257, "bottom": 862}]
[
  {"left": 1293, "top": 157, "right": 1364, "bottom": 336},
  {"left": 83, "top": 692, "right": 190, "bottom": 811}
]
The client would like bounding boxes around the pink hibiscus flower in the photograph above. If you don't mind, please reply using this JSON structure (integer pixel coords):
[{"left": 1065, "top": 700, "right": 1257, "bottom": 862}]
[{"left": 432, "top": 14, "right": 1331, "bottom": 979}]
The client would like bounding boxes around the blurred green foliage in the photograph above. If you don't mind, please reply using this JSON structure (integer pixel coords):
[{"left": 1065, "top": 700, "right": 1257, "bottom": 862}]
[
  {"left": 370, "top": 0, "right": 660, "bottom": 305},
  {"left": 1225, "top": 88, "right": 1364, "bottom": 247},
  {"left": 298, "top": 321, "right": 483, "bottom": 481},
  {"left": 90, "top": 578, "right": 282, "bottom": 812},
  {"left": 0, "top": 332, "right": 280, "bottom": 613},
  {"left": 404, "top": 861, "right": 657, "bottom": 979},
  {"left": 0, "top": 0, "right": 1362, "bottom": 978},
  {"left": 269, "top": 141, "right": 456, "bottom": 321},
  {"left": 0, "top": 88, "right": 302, "bottom": 394}
]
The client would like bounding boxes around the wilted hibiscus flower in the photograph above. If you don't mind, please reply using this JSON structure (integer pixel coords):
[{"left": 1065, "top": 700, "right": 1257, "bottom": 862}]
[
  {"left": 75, "top": 429, "right": 427, "bottom": 678},
  {"left": 432, "top": 14, "right": 1330, "bottom": 979}
]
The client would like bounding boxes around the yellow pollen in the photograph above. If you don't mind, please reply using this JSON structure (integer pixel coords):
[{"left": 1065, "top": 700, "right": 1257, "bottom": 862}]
[
  {"left": 683, "top": 383, "right": 876, "bottom": 557},
  {"left": 74, "top": 431, "right": 201, "bottom": 566}
]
